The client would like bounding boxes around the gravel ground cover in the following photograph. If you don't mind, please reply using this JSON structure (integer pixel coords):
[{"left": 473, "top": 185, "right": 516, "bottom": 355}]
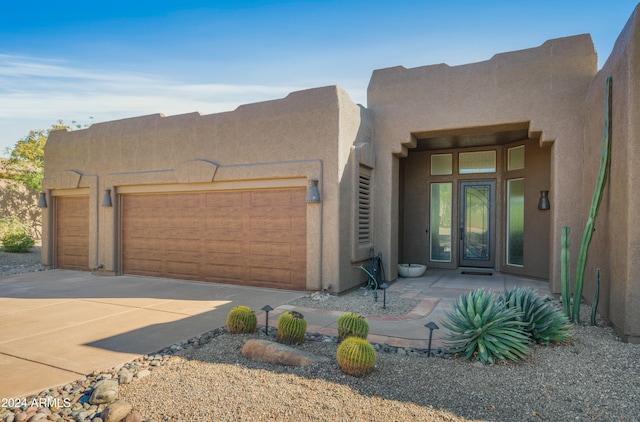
[
  {"left": 0, "top": 247, "right": 44, "bottom": 276},
  {"left": 117, "top": 314, "right": 640, "bottom": 422},
  {"left": 1, "top": 251, "right": 639, "bottom": 421},
  {"left": 287, "top": 289, "right": 421, "bottom": 316}
]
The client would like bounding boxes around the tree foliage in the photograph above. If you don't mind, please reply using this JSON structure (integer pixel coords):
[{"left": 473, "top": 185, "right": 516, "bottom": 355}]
[{"left": 2, "top": 119, "right": 91, "bottom": 191}]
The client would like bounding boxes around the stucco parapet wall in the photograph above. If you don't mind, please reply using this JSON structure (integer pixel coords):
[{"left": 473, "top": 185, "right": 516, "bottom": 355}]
[
  {"left": 367, "top": 34, "right": 597, "bottom": 151},
  {"left": 104, "top": 159, "right": 322, "bottom": 188},
  {"left": 45, "top": 85, "right": 357, "bottom": 177}
]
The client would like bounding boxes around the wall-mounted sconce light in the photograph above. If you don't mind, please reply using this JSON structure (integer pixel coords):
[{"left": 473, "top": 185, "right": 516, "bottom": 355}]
[
  {"left": 538, "top": 190, "right": 550, "bottom": 210},
  {"left": 306, "top": 179, "right": 321, "bottom": 203},
  {"left": 37, "top": 192, "right": 48, "bottom": 208},
  {"left": 102, "top": 189, "right": 113, "bottom": 207}
]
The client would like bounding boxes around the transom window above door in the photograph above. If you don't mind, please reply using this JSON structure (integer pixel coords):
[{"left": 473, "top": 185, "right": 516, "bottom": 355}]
[
  {"left": 459, "top": 151, "right": 496, "bottom": 174},
  {"left": 430, "top": 150, "right": 498, "bottom": 175}
]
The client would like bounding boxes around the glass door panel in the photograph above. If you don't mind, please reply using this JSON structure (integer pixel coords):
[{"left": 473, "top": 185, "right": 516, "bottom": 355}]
[
  {"left": 430, "top": 183, "right": 452, "bottom": 262},
  {"left": 459, "top": 180, "right": 495, "bottom": 267}
]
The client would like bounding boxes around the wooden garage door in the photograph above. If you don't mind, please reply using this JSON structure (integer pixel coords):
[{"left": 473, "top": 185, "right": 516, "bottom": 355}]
[
  {"left": 55, "top": 196, "right": 89, "bottom": 270},
  {"left": 121, "top": 189, "right": 306, "bottom": 290}
]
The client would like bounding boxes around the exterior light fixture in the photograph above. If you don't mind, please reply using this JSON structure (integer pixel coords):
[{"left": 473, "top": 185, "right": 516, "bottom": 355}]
[
  {"left": 37, "top": 192, "right": 48, "bottom": 208},
  {"left": 538, "top": 190, "right": 550, "bottom": 210},
  {"left": 261, "top": 305, "right": 273, "bottom": 335},
  {"left": 102, "top": 189, "right": 113, "bottom": 207},
  {"left": 424, "top": 321, "right": 440, "bottom": 357},
  {"left": 379, "top": 282, "right": 389, "bottom": 309},
  {"left": 306, "top": 179, "right": 321, "bottom": 203}
]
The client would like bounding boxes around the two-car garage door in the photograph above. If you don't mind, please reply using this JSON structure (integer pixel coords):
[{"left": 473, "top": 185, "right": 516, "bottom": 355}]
[{"left": 121, "top": 189, "right": 307, "bottom": 290}]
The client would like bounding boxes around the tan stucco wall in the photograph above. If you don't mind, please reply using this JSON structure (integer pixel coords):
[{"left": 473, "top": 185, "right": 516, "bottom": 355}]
[
  {"left": 581, "top": 4, "right": 640, "bottom": 343},
  {"left": 43, "top": 86, "right": 370, "bottom": 293},
  {"left": 368, "top": 35, "right": 597, "bottom": 284}
]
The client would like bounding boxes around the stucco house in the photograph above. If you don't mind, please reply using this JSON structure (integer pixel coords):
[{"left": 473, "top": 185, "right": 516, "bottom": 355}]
[{"left": 42, "top": 5, "right": 640, "bottom": 343}]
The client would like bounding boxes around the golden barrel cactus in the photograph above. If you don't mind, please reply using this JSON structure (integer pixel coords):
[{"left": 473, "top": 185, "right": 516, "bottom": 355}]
[
  {"left": 276, "top": 310, "right": 307, "bottom": 344},
  {"left": 227, "top": 306, "right": 257, "bottom": 333},
  {"left": 337, "top": 312, "right": 370, "bottom": 342},
  {"left": 337, "top": 337, "right": 377, "bottom": 376}
]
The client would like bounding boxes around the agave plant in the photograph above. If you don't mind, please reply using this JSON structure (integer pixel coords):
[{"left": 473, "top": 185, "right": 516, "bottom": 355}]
[
  {"left": 442, "top": 289, "right": 530, "bottom": 364},
  {"left": 500, "top": 287, "right": 572, "bottom": 344}
]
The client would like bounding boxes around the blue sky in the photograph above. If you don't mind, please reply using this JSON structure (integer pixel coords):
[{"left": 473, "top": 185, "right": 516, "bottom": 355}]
[{"left": 1, "top": 1, "right": 638, "bottom": 155}]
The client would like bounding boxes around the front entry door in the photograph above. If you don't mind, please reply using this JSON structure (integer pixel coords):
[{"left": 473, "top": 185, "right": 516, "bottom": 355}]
[{"left": 459, "top": 180, "right": 495, "bottom": 268}]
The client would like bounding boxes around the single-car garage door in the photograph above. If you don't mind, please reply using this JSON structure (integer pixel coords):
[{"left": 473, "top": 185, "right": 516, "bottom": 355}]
[
  {"left": 121, "top": 189, "right": 306, "bottom": 290},
  {"left": 56, "top": 196, "right": 90, "bottom": 270}
]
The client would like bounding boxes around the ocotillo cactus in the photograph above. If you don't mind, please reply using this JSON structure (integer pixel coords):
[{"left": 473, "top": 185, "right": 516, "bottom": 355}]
[
  {"left": 561, "top": 226, "right": 571, "bottom": 319},
  {"left": 590, "top": 268, "right": 601, "bottom": 326},
  {"left": 573, "top": 76, "right": 613, "bottom": 322}
]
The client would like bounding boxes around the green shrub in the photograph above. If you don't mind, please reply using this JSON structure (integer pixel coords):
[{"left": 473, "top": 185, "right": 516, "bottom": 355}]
[
  {"left": 226, "top": 306, "right": 257, "bottom": 333},
  {"left": 276, "top": 311, "right": 307, "bottom": 345},
  {"left": 0, "top": 216, "right": 32, "bottom": 239},
  {"left": 1, "top": 233, "right": 35, "bottom": 253},
  {"left": 500, "top": 287, "right": 572, "bottom": 344},
  {"left": 442, "top": 289, "right": 530, "bottom": 364},
  {"left": 337, "top": 337, "right": 377, "bottom": 376},
  {"left": 337, "top": 312, "right": 370, "bottom": 342}
]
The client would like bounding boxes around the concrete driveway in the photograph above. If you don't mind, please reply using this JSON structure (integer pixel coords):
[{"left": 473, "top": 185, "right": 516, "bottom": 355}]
[{"left": 0, "top": 270, "right": 303, "bottom": 398}]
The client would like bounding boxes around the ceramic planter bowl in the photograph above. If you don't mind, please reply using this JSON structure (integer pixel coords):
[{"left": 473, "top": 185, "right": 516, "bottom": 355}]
[{"left": 398, "top": 264, "right": 427, "bottom": 278}]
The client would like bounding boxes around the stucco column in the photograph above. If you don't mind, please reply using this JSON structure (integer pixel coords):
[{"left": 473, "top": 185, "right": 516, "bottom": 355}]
[{"left": 373, "top": 147, "right": 399, "bottom": 281}]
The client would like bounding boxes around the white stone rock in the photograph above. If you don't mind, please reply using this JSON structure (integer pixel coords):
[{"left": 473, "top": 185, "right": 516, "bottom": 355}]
[{"left": 89, "top": 379, "right": 119, "bottom": 405}]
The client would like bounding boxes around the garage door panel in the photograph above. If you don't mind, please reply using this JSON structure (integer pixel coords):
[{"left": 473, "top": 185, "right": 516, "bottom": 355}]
[
  {"left": 247, "top": 230, "right": 305, "bottom": 240},
  {"left": 165, "top": 252, "right": 201, "bottom": 265},
  {"left": 248, "top": 258, "right": 304, "bottom": 270},
  {"left": 205, "top": 240, "right": 243, "bottom": 254},
  {"left": 206, "top": 191, "right": 245, "bottom": 205},
  {"left": 122, "top": 188, "right": 306, "bottom": 290},
  {"left": 250, "top": 216, "right": 293, "bottom": 231},
  {"left": 126, "top": 249, "right": 166, "bottom": 261},
  {"left": 165, "top": 261, "right": 200, "bottom": 280},
  {"left": 166, "top": 218, "right": 201, "bottom": 230},
  {"left": 204, "top": 216, "right": 244, "bottom": 230},
  {"left": 128, "top": 195, "right": 167, "bottom": 209},
  {"left": 165, "top": 193, "right": 201, "bottom": 208},
  {"left": 201, "top": 264, "right": 244, "bottom": 280},
  {"left": 165, "top": 239, "right": 202, "bottom": 254},
  {"left": 250, "top": 267, "right": 293, "bottom": 283},
  {"left": 250, "top": 190, "right": 300, "bottom": 206},
  {"left": 203, "top": 253, "right": 246, "bottom": 266},
  {"left": 127, "top": 262, "right": 163, "bottom": 274},
  {"left": 56, "top": 196, "right": 89, "bottom": 271},
  {"left": 250, "top": 242, "right": 292, "bottom": 257}
]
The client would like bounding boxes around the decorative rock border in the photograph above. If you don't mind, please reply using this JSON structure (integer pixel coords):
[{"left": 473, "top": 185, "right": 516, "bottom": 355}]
[{"left": 0, "top": 326, "right": 454, "bottom": 422}]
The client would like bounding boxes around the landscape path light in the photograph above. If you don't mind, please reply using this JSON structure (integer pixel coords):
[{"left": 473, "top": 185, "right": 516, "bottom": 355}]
[
  {"left": 261, "top": 305, "right": 273, "bottom": 335},
  {"left": 379, "top": 282, "right": 389, "bottom": 309},
  {"left": 424, "top": 321, "right": 440, "bottom": 357}
]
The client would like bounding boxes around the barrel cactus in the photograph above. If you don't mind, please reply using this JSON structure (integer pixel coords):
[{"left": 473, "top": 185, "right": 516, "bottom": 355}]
[
  {"left": 337, "top": 337, "right": 377, "bottom": 376},
  {"left": 276, "top": 310, "right": 307, "bottom": 344},
  {"left": 337, "top": 312, "right": 370, "bottom": 342},
  {"left": 226, "top": 306, "right": 257, "bottom": 333}
]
